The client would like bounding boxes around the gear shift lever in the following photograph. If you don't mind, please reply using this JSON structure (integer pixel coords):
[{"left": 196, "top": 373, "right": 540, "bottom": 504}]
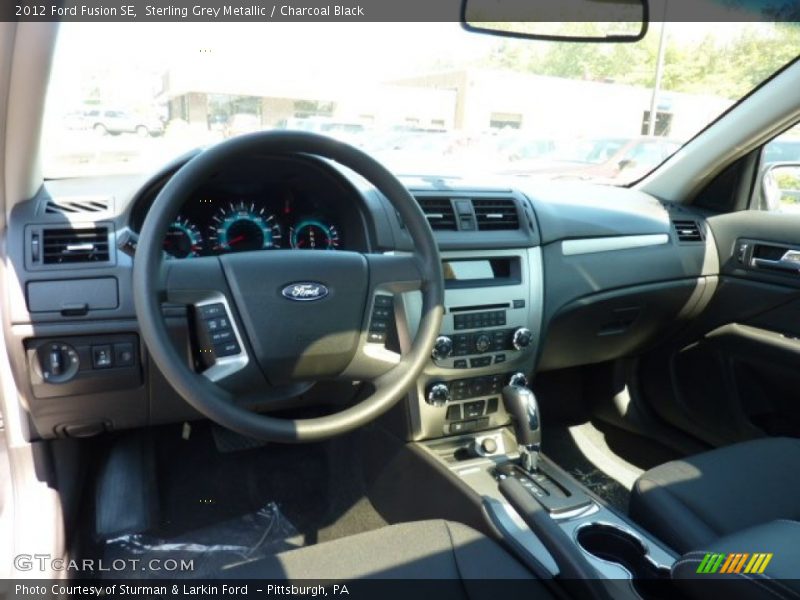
[{"left": 502, "top": 383, "right": 541, "bottom": 473}]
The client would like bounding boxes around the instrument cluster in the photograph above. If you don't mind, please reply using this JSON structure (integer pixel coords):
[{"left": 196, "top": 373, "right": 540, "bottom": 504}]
[{"left": 163, "top": 188, "right": 343, "bottom": 259}]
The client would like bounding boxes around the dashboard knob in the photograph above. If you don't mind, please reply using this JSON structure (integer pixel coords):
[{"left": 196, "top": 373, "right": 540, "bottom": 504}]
[
  {"left": 508, "top": 372, "right": 529, "bottom": 388},
  {"left": 431, "top": 336, "right": 454, "bottom": 360},
  {"left": 37, "top": 342, "right": 80, "bottom": 383},
  {"left": 512, "top": 327, "right": 533, "bottom": 350},
  {"left": 474, "top": 333, "right": 492, "bottom": 354},
  {"left": 426, "top": 383, "right": 451, "bottom": 407}
]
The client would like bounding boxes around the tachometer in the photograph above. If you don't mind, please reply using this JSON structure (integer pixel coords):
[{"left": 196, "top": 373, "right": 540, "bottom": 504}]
[
  {"left": 164, "top": 216, "right": 203, "bottom": 259},
  {"left": 290, "top": 220, "right": 340, "bottom": 250},
  {"left": 209, "top": 202, "right": 282, "bottom": 252}
]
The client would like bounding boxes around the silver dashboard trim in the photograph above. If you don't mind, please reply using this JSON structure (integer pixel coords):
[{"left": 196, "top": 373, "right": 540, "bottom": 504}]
[{"left": 561, "top": 234, "right": 669, "bottom": 256}]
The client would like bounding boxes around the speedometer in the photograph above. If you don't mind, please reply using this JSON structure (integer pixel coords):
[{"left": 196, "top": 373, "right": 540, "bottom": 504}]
[
  {"left": 290, "top": 220, "right": 340, "bottom": 250},
  {"left": 209, "top": 202, "right": 282, "bottom": 252}
]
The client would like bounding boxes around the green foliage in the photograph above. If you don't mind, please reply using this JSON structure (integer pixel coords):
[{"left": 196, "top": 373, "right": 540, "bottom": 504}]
[
  {"left": 481, "top": 23, "right": 800, "bottom": 99},
  {"left": 775, "top": 169, "right": 800, "bottom": 190}
]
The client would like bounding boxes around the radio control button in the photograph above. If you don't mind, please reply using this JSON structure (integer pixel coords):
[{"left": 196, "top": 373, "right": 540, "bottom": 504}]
[
  {"left": 431, "top": 336, "right": 454, "bottom": 360},
  {"left": 474, "top": 333, "right": 492, "bottom": 353},
  {"left": 512, "top": 327, "right": 533, "bottom": 350}
]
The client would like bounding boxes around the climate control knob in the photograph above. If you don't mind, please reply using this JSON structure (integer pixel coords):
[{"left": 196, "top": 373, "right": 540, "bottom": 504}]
[
  {"left": 474, "top": 333, "right": 492, "bottom": 354},
  {"left": 512, "top": 327, "right": 533, "bottom": 350},
  {"left": 431, "top": 336, "right": 454, "bottom": 360},
  {"left": 426, "top": 383, "right": 451, "bottom": 407},
  {"left": 508, "top": 372, "right": 529, "bottom": 388}
]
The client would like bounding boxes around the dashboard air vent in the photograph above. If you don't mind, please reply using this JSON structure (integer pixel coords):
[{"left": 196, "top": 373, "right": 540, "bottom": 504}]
[
  {"left": 473, "top": 198, "right": 519, "bottom": 231},
  {"left": 42, "top": 226, "right": 110, "bottom": 264},
  {"left": 45, "top": 197, "right": 109, "bottom": 215},
  {"left": 415, "top": 196, "right": 457, "bottom": 231},
  {"left": 672, "top": 220, "right": 703, "bottom": 243}
]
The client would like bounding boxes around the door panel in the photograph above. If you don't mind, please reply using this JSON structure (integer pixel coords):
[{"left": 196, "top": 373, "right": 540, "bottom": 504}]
[{"left": 636, "top": 211, "right": 800, "bottom": 447}]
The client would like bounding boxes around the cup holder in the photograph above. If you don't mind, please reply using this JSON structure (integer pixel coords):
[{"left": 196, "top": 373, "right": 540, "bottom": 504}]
[{"left": 576, "top": 523, "right": 672, "bottom": 598}]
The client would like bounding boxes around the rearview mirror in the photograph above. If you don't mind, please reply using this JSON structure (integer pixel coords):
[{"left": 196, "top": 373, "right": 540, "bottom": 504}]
[
  {"left": 461, "top": 0, "right": 648, "bottom": 42},
  {"left": 761, "top": 163, "right": 800, "bottom": 212}
]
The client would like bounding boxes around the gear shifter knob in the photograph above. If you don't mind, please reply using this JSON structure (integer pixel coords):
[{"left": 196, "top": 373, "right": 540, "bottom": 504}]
[{"left": 502, "top": 384, "right": 541, "bottom": 472}]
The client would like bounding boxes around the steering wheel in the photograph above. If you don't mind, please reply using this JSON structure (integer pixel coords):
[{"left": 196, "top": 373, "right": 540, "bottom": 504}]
[{"left": 132, "top": 131, "right": 444, "bottom": 442}]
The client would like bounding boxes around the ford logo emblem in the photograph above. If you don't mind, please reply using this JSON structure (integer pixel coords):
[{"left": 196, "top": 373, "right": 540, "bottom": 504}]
[{"left": 281, "top": 282, "right": 329, "bottom": 302}]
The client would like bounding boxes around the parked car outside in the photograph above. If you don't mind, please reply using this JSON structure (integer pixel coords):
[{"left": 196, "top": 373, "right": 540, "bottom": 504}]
[
  {"left": 85, "top": 108, "right": 165, "bottom": 137},
  {"left": 502, "top": 136, "right": 682, "bottom": 184}
]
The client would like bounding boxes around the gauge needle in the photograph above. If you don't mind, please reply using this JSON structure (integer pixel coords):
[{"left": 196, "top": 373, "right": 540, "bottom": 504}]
[{"left": 227, "top": 235, "right": 246, "bottom": 246}]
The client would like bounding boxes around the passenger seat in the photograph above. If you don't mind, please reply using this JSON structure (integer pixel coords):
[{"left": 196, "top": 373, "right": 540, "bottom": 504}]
[{"left": 630, "top": 436, "right": 800, "bottom": 554}]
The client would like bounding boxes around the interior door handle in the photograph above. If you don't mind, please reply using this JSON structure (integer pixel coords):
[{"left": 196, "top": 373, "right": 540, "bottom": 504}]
[{"left": 752, "top": 249, "right": 800, "bottom": 272}]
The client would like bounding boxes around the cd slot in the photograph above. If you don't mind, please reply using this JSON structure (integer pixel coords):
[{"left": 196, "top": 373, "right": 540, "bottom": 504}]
[{"left": 450, "top": 303, "right": 510, "bottom": 313}]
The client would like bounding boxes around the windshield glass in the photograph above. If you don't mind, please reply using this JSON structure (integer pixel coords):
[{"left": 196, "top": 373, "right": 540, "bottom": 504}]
[{"left": 42, "top": 22, "right": 800, "bottom": 184}]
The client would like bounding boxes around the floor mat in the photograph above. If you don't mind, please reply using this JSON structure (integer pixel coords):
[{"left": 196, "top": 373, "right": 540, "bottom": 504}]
[
  {"left": 544, "top": 425, "right": 632, "bottom": 514},
  {"left": 544, "top": 420, "right": 683, "bottom": 514},
  {"left": 103, "top": 501, "right": 302, "bottom": 578},
  {"left": 97, "top": 423, "right": 387, "bottom": 545}
]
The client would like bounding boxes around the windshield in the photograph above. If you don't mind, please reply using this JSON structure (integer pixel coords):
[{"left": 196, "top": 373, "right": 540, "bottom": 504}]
[{"left": 42, "top": 22, "right": 800, "bottom": 184}]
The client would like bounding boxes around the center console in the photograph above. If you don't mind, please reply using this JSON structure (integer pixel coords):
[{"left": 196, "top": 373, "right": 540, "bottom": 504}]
[
  {"left": 419, "top": 425, "right": 677, "bottom": 598},
  {"left": 399, "top": 248, "right": 544, "bottom": 440}
]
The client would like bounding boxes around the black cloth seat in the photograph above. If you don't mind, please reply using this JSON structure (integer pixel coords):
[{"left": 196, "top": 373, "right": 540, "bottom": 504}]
[
  {"left": 218, "top": 519, "right": 553, "bottom": 596},
  {"left": 630, "top": 436, "right": 800, "bottom": 554}
]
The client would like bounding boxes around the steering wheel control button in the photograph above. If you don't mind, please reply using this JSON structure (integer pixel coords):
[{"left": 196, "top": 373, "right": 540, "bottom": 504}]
[
  {"left": 214, "top": 341, "right": 241, "bottom": 357},
  {"left": 426, "top": 383, "right": 451, "bottom": 407},
  {"left": 369, "top": 320, "right": 389, "bottom": 332},
  {"left": 210, "top": 330, "right": 235, "bottom": 344},
  {"left": 372, "top": 307, "right": 392, "bottom": 320},
  {"left": 373, "top": 295, "right": 393, "bottom": 307},
  {"left": 367, "top": 295, "right": 394, "bottom": 345},
  {"left": 206, "top": 316, "right": 230, "bottom": 331},
  {"left": 367, "top": 331, "right": 387, "bottom": 344},
  {"left": 198, "top": 303, "right": 226, "bottom": 318},
  {"left": 91, "top": 345, "right": 113, "bottom": 369}
]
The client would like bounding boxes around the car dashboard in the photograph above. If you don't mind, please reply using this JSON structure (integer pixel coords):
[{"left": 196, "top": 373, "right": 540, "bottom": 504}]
[{"left": 2, "top": 147, "right": 719, "bottom": 442}]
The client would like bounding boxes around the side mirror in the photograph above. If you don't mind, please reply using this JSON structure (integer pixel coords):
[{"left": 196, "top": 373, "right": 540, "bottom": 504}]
[{"left": 761, "top": 162, "right": 800, "bottom": 212}]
